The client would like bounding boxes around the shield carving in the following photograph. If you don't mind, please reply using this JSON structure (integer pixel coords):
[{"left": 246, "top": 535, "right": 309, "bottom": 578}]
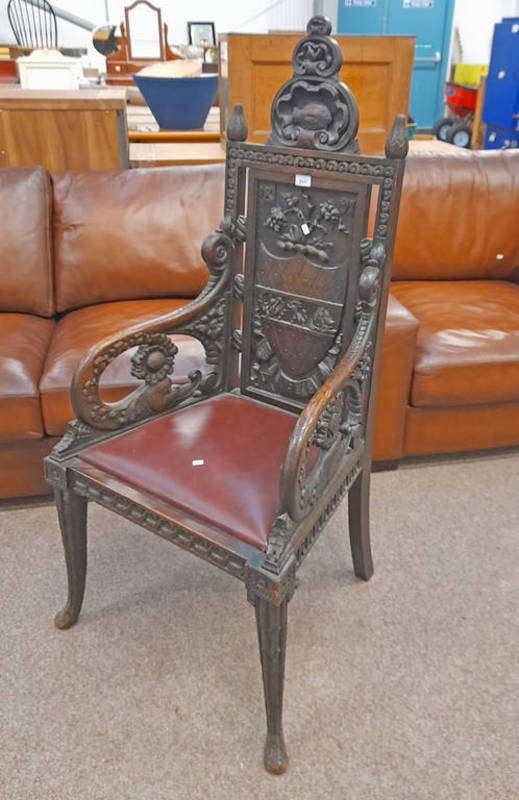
[{"left": 246, "top": 178, "right": 359, "bottom": 402}]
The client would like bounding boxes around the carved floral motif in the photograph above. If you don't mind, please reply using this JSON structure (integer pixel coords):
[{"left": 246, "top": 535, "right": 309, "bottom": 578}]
[
  {"left": 255, "top": 289, "right": 339, "bottom": 334},
  {"left": 263, "top": 189, "right": 354, "bottom": 264},
  {"left": 130, "top": 335, "right": 177, "bottom": 385},
  {"left": 182, "top": 296, "right": 226, "bottom": 366}
]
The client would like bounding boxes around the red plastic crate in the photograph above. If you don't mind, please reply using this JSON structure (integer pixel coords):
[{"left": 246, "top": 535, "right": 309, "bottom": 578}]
[{"left": 445, "top": 82, "right": 478, "bottom": 116}]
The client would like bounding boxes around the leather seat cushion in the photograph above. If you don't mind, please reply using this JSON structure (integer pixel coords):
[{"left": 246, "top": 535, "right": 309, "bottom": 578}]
[
  {"left": 53, "top": 164, "right": 224, "bottom": 312},
  {"left": 40, "top": 299, "right": 205, "bottom": 436},
  {"left": 391, "top": 280, "right": 519, "bottom": 407},
  {"left": 80, "top": 394, "right": 298, "bottom": 550},
  {"left": 0, "top": 313, "right": 54, "bottom": 440}
]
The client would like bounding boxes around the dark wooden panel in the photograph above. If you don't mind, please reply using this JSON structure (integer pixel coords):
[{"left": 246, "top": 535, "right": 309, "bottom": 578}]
[{"left": 241, "top": 168, "right": 370, "bottom": 410}]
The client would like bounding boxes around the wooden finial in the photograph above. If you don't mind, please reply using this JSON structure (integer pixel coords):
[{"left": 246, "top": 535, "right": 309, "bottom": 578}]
[
  {"left": 385, "top": 113, "right": 408, "bottom": 159},
  {"left": 266, "top": 15, "right": 359, "bottom": 153},
  {"left": 227, "top": 103, "right": 248, "bottom": 142}
]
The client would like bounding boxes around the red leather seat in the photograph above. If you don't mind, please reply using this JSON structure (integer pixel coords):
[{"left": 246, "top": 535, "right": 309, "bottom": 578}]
[
  {"left": 80, "top": 394, "right": 298, "bottom": 549},
  {"left": 391, "top": 280, "right": 519, "bottom": 408}
]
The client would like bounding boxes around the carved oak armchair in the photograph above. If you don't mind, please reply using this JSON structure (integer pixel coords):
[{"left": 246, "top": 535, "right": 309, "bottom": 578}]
[{"left": 45, "top": 16, "right": 407, "bottom": 775}]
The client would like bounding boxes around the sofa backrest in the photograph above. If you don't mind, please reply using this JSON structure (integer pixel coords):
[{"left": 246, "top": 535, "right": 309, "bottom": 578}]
[
  {"left": 0, "top": 166, "right": 54, "bottom": 316},
  {"left": 52, "top": 164, "right": 225, "bottom": 312},
  {"left": 393, "top": 149, "right": 519, "bottom": 282}
]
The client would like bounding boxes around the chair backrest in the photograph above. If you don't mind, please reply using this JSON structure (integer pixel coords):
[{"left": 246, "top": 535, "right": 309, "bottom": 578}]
[
  {"left": 8, "top": 0, "right": 57, "bottom": 49},
  {"left": 223, "top": 16, "right": 407, "bottom": 414}
]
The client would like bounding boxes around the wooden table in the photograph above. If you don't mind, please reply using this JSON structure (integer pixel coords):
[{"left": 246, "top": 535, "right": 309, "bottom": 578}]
[
  {"left": 130, "top": 140, "right": 225, "bottom": 167},
  {"left": 0, "top": 88, "right": 128, "bottom": 170},
  {"left": 128, "top": 105, "right": 225, "bottom": 166},
  {"left": 129, "top": 135, "right": 455, "bottom": 168},
  {"left": 127, "top": 105, "right": 220, "bottom": 142}
]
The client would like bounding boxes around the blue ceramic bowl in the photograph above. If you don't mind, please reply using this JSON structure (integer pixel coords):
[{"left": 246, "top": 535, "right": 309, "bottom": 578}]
[{"left": 132, "top": 73, "right": 218, "bottom": 130}]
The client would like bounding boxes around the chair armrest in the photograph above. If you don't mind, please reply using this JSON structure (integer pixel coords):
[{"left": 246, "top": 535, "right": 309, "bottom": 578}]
[
  {"left": 372, "top": 293, "right": 418, "bottom": 462},
  {"left": 71, "top": 228, "right": 235, "bottom": 431}
]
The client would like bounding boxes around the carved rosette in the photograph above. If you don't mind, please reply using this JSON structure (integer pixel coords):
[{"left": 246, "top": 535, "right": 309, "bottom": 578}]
[
  {"left": 130, "top": 335, "right": 177, "bottom": 385},
  {"left": 75, "top": 331, "right": 203, "bottom": 432},
  {"left": 267, "top": 16, "right": 359, "bottom": 153}
]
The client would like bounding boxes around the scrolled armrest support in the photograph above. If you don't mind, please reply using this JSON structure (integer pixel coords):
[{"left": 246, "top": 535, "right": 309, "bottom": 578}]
[
  {"left": 279, "top": 306, "right": 374, "bottom": 522},
  {"left": 71, "top": 224, "right": 238, "bottom": 431},
  {"left": 263, "top": 240, "right": 385, "bottom": 572}
]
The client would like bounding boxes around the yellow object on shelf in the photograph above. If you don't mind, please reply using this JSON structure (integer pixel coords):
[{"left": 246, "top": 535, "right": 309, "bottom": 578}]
[{"left": 454, "top": 63, "right": 487, "bottom": 87}]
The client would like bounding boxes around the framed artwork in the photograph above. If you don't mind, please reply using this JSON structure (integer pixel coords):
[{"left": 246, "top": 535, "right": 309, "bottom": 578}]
[{"left": 187, "top": 21, "right": 216, "bottom": 47}]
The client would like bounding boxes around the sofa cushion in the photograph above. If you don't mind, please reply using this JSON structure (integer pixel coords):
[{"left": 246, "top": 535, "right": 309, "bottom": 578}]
[
  {"left": 80, "top": 394, "right": 298, "bottom": 550},
  {"left": 39, "top": 299, "right": 205, "bottom": 436},
  {"left": 0, "top": 167, "right": 54, "bottom": 316},
  {"left": 0, "top": 313, "right": 54, "bottom": 441},
  {"left": 393, "top": 150, "right": 519, "bottom": 282},
  {"left": 391, "top": 280, "right": 519, "bottom": 408},
  {"left": 52, "top": 164, "right": 225, "bottom": 312}
]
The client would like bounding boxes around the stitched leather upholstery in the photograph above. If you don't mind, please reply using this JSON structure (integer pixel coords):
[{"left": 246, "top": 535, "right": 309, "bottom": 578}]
[{"left": 80, "top": 394, "right": 298, "bottom": 549}]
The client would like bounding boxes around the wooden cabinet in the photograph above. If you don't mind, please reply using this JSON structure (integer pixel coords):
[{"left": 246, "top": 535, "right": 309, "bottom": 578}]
[
  {"left": 0, "top": 90, "right": 129, "bottom": 171},
  {"left": 219, "top": 33, "right": 414, "bottom": 154}
]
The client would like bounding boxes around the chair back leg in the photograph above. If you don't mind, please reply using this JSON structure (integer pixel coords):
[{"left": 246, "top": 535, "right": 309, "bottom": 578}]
[
  {"left": 54, "top": 487, "right": 88, "bottom": 630},
  {"left": 254, "top": 597, "right": 289, "bottom": 774},
  {"left": 348, "top": 467, "right": 374, "bottom": 580}
]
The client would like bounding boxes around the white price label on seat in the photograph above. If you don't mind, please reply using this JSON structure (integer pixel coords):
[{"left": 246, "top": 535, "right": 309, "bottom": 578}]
[{"left": 295, "top": 174, "right": 311, "bottom": 187}]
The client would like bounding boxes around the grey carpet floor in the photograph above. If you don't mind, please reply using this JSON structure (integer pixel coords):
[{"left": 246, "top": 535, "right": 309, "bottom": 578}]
[{"left": 1, "top": 454, "right": 518, "bottom": 800}]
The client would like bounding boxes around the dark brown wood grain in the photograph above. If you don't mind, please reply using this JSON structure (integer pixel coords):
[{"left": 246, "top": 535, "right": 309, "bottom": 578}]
[{"left": 45, "top": 16, "right": 408, "bottom": 775}]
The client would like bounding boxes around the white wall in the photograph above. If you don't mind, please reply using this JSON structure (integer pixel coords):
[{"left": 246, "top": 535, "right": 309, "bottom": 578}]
[
  {"left": 0, "top": 1, "right": 313, "bottom": 46},
  {"left": 4, "top": 0, "right": 517, "bottom": 69},
  {"left": 452, "top": 0, "right": 519, "bottom": 64},
  {"left": 0, "top": 0, "right": 313, "bottom": 69}
]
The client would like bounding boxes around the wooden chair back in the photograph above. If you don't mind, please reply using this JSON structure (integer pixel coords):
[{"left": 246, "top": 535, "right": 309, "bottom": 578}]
[
  {"left": 223, "top": 17, "right": 407, "bottom": 427},
  {"left": 7, "top": 0, "right": 57, "bottom": 49}
]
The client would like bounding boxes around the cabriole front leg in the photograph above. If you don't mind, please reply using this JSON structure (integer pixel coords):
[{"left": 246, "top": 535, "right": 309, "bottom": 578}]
[
  {"left": 53, "top": 487, "right": 88, "bottom": 630},
  {"left": 254, "top": 598, "right": 289, "bottom": 774}
]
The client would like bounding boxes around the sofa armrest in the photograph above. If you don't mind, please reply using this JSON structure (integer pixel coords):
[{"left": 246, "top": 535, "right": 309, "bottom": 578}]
[{"left": 372, "top": 293, "right": 418, "bottom": 462}]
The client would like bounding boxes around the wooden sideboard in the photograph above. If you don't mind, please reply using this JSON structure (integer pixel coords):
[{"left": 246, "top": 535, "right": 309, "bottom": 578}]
[
  {"left": 219, "top": 33, "right": 415, "bottom": 154},
  {"left": 0, "top": 89, "right": 129, "bottom": 171}
]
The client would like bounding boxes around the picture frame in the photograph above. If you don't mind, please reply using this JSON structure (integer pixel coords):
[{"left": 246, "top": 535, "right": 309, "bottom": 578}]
[{"left": 187, "top": 21, "right": 216, "bottom": 48}]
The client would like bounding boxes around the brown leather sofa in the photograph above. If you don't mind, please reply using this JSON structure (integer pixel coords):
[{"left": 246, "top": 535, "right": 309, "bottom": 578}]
[
  {"left": 1, "top": 164, "right": 220, "bottom": 498},
  {"left": 1, "top": 149, "right": 518, "bottom": 499},
  {"left": 383, "top": 148, "right": 519, "bottom": 460}
]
